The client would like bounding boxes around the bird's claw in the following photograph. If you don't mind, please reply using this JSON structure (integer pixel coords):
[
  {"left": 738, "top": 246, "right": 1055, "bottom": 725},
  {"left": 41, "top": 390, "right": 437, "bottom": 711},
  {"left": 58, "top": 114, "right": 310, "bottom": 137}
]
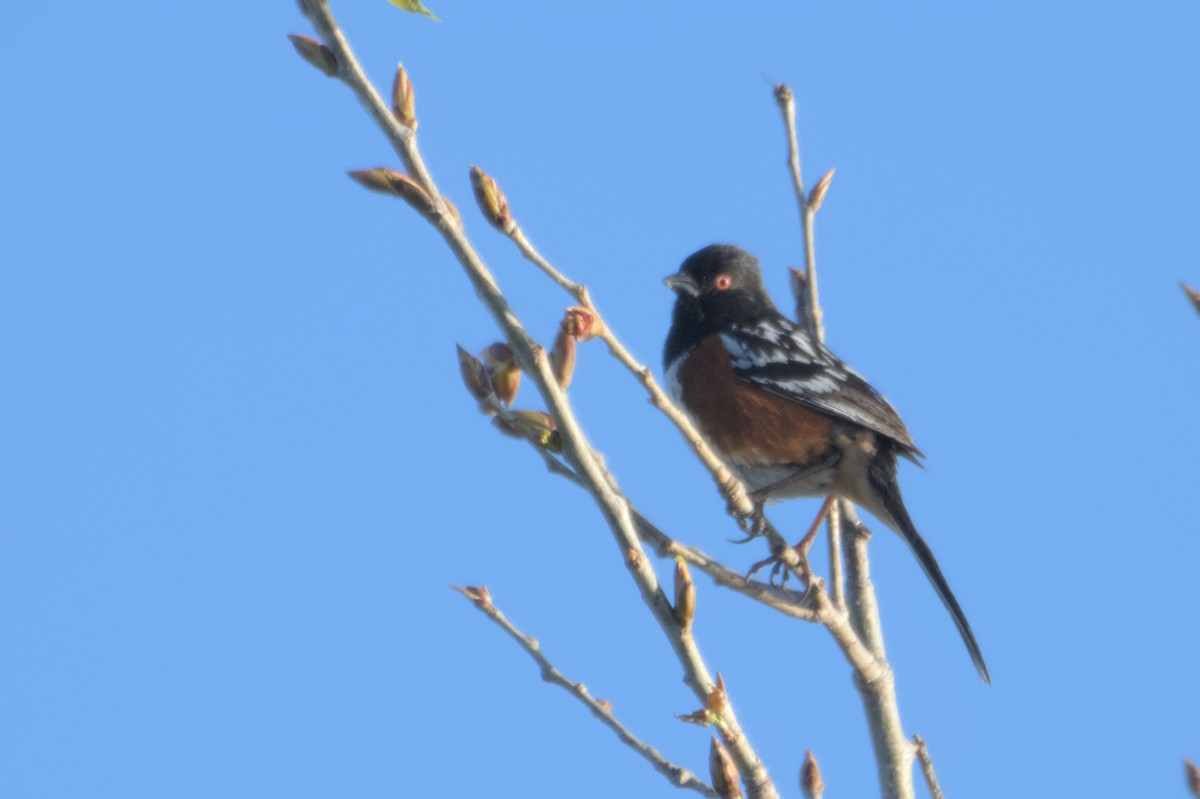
[
  {"left": 729, "top": 497, "right": 768, "bottom": 543},
  {"left": 745, "top": 548, "right": 805, "bottom": 589}
]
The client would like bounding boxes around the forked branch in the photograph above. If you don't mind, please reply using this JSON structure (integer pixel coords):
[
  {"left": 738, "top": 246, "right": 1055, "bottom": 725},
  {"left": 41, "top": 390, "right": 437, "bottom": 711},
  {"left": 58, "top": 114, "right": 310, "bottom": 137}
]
[
  {"left": 292, "top": 3, "right": 778, "bottom": 797},
  {"left": 775, "top": 85, "right": 922, "bottom": 799}
]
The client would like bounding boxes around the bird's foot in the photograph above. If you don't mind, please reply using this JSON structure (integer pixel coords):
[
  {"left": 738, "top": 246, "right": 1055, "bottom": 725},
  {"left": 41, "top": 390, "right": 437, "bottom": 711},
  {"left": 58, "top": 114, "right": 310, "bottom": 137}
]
[
  {"left": 745, "top": 551, "right": 793, "bottom": 586},
  {"left": 743, "top": 496, "right": 835, "bottom": 591},
  {"left": 728, "top": 497, "right": 768, "bottom": 543},
  {"left": 745, "top": 540, "right": 816, "bottom": 590}
]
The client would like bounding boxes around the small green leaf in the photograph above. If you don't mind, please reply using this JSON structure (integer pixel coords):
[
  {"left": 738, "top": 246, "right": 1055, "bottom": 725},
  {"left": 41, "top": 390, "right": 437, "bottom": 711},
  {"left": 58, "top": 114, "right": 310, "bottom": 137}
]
[{"left": 387, "top": 0, "right": 441, "bottom": 21}]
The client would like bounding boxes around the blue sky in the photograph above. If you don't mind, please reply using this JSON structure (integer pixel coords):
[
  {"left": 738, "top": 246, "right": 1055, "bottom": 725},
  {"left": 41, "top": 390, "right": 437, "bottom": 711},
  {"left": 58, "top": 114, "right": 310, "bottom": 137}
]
[{"left": 3, "top": 2, "right": 1199, "bottom": 797}]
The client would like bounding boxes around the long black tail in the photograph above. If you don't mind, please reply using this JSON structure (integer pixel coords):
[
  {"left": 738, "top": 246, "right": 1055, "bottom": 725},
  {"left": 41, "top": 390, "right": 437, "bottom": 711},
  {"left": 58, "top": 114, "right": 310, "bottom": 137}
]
[{"left": 870, "top": 447, "right": 991, "bottom": 684}]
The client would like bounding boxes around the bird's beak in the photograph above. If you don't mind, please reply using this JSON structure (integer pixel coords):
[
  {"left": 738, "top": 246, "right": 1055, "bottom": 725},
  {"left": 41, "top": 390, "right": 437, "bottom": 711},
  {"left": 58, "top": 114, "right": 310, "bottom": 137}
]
[{"left": 663, "top": 271, "right": 699, "bottom": 296}]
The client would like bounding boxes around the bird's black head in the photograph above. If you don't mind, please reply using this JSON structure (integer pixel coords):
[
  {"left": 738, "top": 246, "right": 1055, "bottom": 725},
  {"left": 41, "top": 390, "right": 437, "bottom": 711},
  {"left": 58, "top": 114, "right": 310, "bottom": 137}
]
[{"left": 663, "top": 245, "right": 778, "bottom": 364}]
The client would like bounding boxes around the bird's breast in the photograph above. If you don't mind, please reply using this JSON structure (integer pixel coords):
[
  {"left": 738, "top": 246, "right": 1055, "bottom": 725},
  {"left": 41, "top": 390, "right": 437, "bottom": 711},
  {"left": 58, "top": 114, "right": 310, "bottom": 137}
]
[{"left": 666, "top": 334, "right": 836, "bottom": 472}]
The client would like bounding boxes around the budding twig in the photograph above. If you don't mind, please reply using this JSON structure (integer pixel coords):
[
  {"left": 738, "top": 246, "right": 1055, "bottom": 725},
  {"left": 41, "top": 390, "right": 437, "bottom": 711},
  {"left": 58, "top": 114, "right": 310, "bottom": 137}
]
[
  {"left": 775, "top": 82, "right": 917, "bottom": 799},
  {"left": 774, "top": 83, "right": 823, "bottom": 341},
  {"left": 453, "top": 585, "right": 720, "bottom": 798},
  {"left": 294, "top": 3, "right": 780, "bottom": 795},
  {"left": 520, "top": 449, "right": 822, "bottom": 622}
]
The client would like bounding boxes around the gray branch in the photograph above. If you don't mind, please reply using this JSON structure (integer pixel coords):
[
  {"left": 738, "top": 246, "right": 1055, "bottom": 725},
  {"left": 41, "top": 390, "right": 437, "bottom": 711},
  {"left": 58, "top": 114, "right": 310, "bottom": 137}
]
[
  {"left": 455, "top": 587, "right": 720, "bottom": 798},
  {"left": 776, "top": 85, "right": 923, "bottom": 799},
  {"left": 913, "top": 734, "right": 946, "bottom": 799},
  {"left": 292, "top": 3, "right": 779, "bottom": 796}
]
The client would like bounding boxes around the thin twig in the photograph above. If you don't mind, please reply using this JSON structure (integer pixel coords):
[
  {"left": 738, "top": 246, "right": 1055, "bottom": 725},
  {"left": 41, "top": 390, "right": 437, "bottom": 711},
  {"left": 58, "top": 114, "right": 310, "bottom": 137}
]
[
  {"left": 455, "top": 587, "right": 719, "bottom": 799},
  {"left": 840, "top": 508, "right": 886, "bottom": 659},
  {"left": 841, "top": 507, "right": 914, "bottom": 798},
  {"left": 293, "top": 4, "right": 779, "bottom": 797},
  {"left": 912, "top": 735, "right": 945, "bottom": 799},
  {"left": 649, "top": 526, "right": 819, "bottom": 623},
  {"left": 826, "top": 501, "right": 845, "bottom": 611},
  {"left": 776, "top": 82, "right": 916, "bottom": 799},
  {"left": 507, "top": 225, "right": 762, "bottom": 525},
  {"left": 514, "top": 441, "right": 821, "bottom": 622},
  {"left": 775, "top": 84, "right": 822, "bottom": 341}
]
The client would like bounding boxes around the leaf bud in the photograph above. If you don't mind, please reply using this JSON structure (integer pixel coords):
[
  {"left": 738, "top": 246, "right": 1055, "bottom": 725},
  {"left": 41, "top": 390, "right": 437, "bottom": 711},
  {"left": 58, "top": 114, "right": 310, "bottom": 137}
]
[{"left": 288, "top": 34, "right": 337, "bottom": 77}]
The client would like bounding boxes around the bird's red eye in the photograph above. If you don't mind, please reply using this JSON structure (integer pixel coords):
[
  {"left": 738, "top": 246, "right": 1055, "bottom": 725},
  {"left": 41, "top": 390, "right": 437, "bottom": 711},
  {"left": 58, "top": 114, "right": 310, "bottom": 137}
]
[{"left": 714, "top": 274, "right": 732, "bottom": 291}]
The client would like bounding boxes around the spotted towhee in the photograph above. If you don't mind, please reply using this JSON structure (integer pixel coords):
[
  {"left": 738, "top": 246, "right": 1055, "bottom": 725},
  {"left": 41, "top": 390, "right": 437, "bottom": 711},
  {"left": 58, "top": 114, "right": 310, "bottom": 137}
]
[{"left": 664, "top": 244, "right": 988, "bottom": 683}]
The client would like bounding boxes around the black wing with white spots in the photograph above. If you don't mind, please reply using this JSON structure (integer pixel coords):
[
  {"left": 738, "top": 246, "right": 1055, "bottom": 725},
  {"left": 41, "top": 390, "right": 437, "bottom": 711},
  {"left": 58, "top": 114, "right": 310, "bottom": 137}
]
[{"left": 721, "top": 314, "right": 918, "bottom": 452}]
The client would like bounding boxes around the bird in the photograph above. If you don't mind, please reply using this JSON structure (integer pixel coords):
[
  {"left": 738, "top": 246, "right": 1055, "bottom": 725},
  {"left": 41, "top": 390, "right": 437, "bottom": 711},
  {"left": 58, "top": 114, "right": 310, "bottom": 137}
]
[{"left": 663, "top": 243, "right": 989, "bottom": 684}]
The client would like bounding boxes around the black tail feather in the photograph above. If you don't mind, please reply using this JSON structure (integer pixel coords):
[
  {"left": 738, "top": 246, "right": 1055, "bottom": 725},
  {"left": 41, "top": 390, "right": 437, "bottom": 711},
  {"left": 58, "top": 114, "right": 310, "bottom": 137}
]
[{"left": 870, "top": 446, "right": 990, "bottom": 684}]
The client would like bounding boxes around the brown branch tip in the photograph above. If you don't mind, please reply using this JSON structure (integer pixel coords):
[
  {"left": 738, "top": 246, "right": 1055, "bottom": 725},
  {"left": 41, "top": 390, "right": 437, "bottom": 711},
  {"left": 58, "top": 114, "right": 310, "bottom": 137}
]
[
  {"left": 709, "top": 735, "right": 743, "bottom": 799},
  {"left": 288, "top": 34, "right": 337, "bottom": 76},
  {"left": 469, "top": 166, "right": 513, "bottom": 232},
  {"left": 807, "top": 168, "right": 835, "bottom": 214},
  {"left": 800, "top": 750, "right": 824, "bottom": 799},
  {"left": 348, "top": 168, "right": 435, "bottom": 217},
  {"left": 451, "top": 584, "right": 494, "bottom": 612},
  {"left": 391, "top": 63, "right": 417, "bottom": 129},
  {"left": 1182, "top": 282, "right": 1200, "bottom": 316},
  {"left": 674, "top": 556, "right": 697, "bottom": 630}
]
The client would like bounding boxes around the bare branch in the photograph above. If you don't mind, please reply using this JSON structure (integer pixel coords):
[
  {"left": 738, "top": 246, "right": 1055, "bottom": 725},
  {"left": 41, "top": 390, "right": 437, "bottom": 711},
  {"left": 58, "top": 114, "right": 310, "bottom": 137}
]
[
  {"left": 776, "top": 82, "right": 917, "bottom": 799},
  {"left": 453, "top": 586, "right": 719, "bottom": 799},
  {"left": 1187, "top": 758, "right": 1200, "bottom": 799},
  {"left": 293, "top": 4, "right": 779, "bottom": 796},
  {"left": 505, "top": 440, "right": 821, "bottom": 622},
  {"left": 774, "top": 84, "right": 823, "bottom": 341},
  {"left": 841, "top": 507, "right": 915, "bottom": 798},
  {"left": 633, "top": 512, "right": 818, "bottom": 622},
  {"left": 480, "top": 389, "right": 886, "bottom": 695},
  {"left": 912, "top": 735, "right": 945, "bottom": 799},
  {"left": 826, "top": 501, "right": 846, "bottom": 611},
  {"left": 841, "top": 508, "right": 887, "bottom": 659}
]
